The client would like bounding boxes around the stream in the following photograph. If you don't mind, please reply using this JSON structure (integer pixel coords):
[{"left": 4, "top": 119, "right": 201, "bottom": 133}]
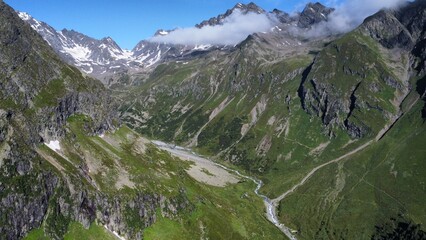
[{"left": 152, "top": 141, "right": 297, "bottom": 240}]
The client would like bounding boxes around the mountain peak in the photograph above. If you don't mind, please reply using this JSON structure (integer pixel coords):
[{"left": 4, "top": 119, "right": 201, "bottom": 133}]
[
  {"left": 101, "top": 36, "right": 114, "bottom": 42},
  {"left": 305, "top": 2, "right": 327, "bottom": 9},
  {"left": 298, "top": 1, "right": 334, "bottom": 28},
  {"left": 234, "top": 2, "right": 244, "bottom": 9},
  {"left": 302, "top": 2, "right": 334, "bottom": 15},
  {"left": 232, "top": 2, "right": 265, "bottom": 14},
  {"left": 196, "top": 2, "right": 265, "bottom": 28}
]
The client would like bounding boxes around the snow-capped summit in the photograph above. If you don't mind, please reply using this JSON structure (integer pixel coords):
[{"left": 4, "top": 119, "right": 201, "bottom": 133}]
[
  {"left": 17, "top": 11, "right": 31, "bottom": 20},
  {"left": 16, "top": 11, "right": 146, "bottom": 82},
  {"left": 16, "top": 2, "right": 334, "bottom": 85},
  {"left": 195, "top": 2, "right": 266, "bottom": 28},
  {"left": 17, "top": 11, "right": 198, "bottom": 83}
]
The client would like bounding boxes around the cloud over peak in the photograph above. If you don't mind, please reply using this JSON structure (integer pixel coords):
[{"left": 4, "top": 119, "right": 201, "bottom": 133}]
[
  {"left": 296, "top": 0, "right": 408, "bottom": 38},
  {"left": 149, "top": 10, "right": 273, "bottom": 46},
  {"left": 149, "top": 0, "right": 409, "bottom": 46}
]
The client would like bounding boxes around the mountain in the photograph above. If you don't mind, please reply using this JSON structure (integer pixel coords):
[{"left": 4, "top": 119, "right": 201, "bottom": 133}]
[
  {"left": 18, "top": 2, "right": 334, "bottom": 87},
  {"left": 195, "top": 2, "right": 266, "bottom": 28},
  {"left": 17, "top": 11, "right": 228, "bottom": 85},
  {"left": 194, "top": 2, "right": 334, "bottom": 29}
]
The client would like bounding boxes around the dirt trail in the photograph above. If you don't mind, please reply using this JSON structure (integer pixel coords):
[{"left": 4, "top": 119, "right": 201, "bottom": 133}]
[
  {"left": 272, "top": 140, "right": 372, "bottom": 204},
  {"left": 269, "top": 96, "right": 420, "bottom": 239}
]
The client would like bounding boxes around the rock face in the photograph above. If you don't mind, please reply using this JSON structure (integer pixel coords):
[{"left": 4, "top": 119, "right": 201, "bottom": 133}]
[
  {"left": 362, "top": 1, "right": 426, "bottom": 50},
  {"left": 298, "top": 42, "right": 399, "bottom": 138},
  {"left": 37, "top": 92, "right": 118, "bottom": 140}
]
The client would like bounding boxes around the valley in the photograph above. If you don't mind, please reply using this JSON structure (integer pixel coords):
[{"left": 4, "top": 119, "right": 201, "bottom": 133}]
[{"left": 1, "top": 0, "right": 426, "bottom": 239}]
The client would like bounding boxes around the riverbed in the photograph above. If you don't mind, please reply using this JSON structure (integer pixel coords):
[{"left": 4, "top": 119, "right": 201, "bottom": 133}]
[{"left": 152, "top": 140, "right": 297, "bottom": 240}]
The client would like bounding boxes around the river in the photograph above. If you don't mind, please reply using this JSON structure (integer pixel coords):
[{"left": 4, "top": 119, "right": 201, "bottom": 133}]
[{"left": 152, "top": 140, "right": 297, "bottom": 240}]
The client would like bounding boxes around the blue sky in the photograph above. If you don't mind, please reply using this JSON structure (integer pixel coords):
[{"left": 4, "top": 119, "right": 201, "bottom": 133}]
[{"left": 5, "top": 0, "right": 333, "bottom": 49}]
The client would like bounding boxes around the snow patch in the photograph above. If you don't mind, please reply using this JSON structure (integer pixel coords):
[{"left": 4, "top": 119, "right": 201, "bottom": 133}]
[
  {"left": 158, "top": 30, "right": 169, "bottom": 35},
  {"left": 44, "top": 28, "right": 55, "bottom": 36},
  {"left": 146, "top": 50, "right": 162, "bottom": 67},
  {"left": 121, "top": 49, "right": 133, "bottom": 58},
  {"left": 61, "top": 44, "right": 92, "bottom": 62},
  {"left": 273, "top": 26, "right": 282, "bottom": 32},
  {"left": 194, "top": 44, "right": 212, "bottom": 51},
  {"left": 45, "top": 140, "right": 61, "bottom": 152},
  {"left": 30, "top": 19, "right": 42, "bottom": 31},
  {"left": 83, "top": 66, "right": 93, "bottom": 74},
  {"left": 17, "top": 12, "right": 31, "bottom": 21},
  {"left": 134, "top": 52, "right": 152, "bottom": 63}
]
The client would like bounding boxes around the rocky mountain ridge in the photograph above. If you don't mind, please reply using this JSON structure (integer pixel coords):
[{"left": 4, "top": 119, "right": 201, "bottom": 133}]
[{"left": 18, "top": 2, "right": 334, "bottom": 85}]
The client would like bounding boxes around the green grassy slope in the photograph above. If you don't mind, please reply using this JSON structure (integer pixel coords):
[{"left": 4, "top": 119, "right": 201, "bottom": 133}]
[
  {"left": 24, "top": 222, "right": 118, "bottom": 240},
  {"left": 278, "top": 99, "right": 426, "bottom": 239},
  {"left": 28, "top": 116, "right": 284, "bottom": 239}
]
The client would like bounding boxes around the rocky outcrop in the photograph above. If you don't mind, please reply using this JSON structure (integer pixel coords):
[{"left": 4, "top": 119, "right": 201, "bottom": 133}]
[
  {"left": 51, "top": 186, "right": 191, "bottom": 240},
  {"left": 361, "top": 10, "right": 414, "bottom": 50},
  {"left": 37, "top": 91, "right": 118, "bottom": 141},
  {"left": 299, "top": 38, "right": 399, "bottom": 138},
  {"left": 0, "top": 171, "right": 58, "bottom": 239},
  {"left": 361, "top": 0, "right": 426, "bottom": 50},
  {"left": 0, "top": 158, "right": 191, "bottom": 240}
]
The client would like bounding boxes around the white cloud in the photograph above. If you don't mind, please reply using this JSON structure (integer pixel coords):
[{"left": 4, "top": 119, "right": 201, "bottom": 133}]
[
  {"left": 329, "top": 0, "right": 407, "bottom": 32},
  {"left": 299, "top": 0, "right": 408, "bottom": 38},
  {"left": 149, "top": 1, "right": 409, "bottom": 45},
  {"left": 149, "top": 10, "right": 273, "bottom": 46}
]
